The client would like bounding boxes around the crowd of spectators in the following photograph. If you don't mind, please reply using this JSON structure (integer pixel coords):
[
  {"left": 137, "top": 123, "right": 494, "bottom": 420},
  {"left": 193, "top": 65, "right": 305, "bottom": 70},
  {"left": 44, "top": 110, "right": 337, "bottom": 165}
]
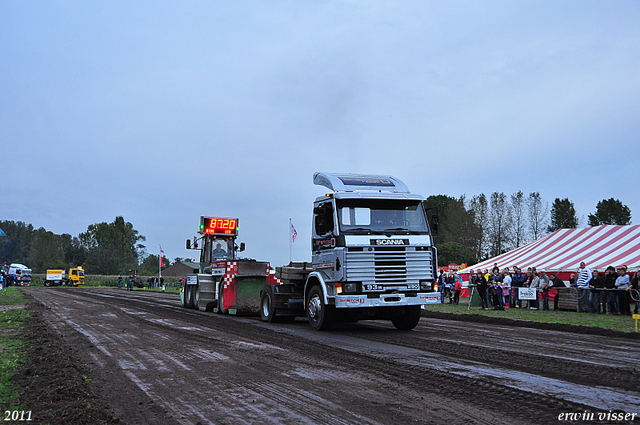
[
  {"left": 439, "top": 270, "right": 463, "bottom": 305},
  {"left": 437, "top": 262, "right": 639, "bottom": 315},
  {"left": 576, "top": 263, "right": 639, "bottom": 316}
]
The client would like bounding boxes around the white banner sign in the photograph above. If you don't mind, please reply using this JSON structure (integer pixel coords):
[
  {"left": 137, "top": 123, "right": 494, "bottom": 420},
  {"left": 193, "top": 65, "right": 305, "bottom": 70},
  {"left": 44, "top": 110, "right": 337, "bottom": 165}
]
[{"left": 519, "top": 287, "right": 537, "bottom": 300}]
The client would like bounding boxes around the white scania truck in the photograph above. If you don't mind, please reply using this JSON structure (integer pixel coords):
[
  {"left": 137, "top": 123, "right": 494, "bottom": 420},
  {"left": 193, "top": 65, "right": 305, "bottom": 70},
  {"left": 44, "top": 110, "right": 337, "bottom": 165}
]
[{"left": 260, "top": 172, "right": 440, "bottom": 330}]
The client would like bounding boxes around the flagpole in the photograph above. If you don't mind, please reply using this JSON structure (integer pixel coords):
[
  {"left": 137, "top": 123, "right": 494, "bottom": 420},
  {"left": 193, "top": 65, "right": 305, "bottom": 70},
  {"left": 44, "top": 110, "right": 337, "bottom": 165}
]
[
  {"left": 289, "top": 218, "right": 292, "bottom": 266},
  {"left": 159, "top": 244, "right": 165, "bottom": 292}
]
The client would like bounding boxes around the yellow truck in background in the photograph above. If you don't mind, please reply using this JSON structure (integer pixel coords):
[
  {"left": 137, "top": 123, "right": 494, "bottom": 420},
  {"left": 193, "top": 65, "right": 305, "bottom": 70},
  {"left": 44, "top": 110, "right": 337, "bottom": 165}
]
[
  {"left": 45, "top": 267, "right": 85, "bottom": 286},
  {"left": 67, "top": 267, "right": 85, "bottom": 286}
]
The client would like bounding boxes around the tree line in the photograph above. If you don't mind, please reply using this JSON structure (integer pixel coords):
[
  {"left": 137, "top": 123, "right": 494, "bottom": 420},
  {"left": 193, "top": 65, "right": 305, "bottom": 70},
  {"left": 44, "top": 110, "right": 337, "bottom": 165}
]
[
  {"left": 423, "top": 194, "right": 632, "bottom": 267},
  {"left": 0, "top": 217, "right": 182, "bottom": 275},
  {"left": 0, "top": 197, "right": 632, "bottom": 274}
]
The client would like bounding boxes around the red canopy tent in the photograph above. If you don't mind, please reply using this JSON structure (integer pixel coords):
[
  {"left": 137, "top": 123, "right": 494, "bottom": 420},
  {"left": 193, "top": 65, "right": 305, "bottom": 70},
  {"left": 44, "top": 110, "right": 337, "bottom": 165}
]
[{"left": 459, "top": 225, "right": 640, "bottom": 277}]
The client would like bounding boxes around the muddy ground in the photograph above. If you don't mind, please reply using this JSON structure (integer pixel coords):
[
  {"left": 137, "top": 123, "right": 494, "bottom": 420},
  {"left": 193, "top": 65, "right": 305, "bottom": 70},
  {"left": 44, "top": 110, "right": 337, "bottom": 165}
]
[{"left": 7, "top": 287, "right": 640, "bottom": 425}]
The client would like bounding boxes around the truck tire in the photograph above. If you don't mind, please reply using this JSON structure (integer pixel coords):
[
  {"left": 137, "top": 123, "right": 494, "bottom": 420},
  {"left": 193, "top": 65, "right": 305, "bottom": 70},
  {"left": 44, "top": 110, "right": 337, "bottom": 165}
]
[
  {"left": 391, "top": 305, "right": 421, "bottom": 330},
  {"left": 262, "top": 286, "right": 296, "bottom": 323},
  {"left": 194, "top": 283, "right": 200, "bottom": 310},
  {"left": 45, "top": 280, "right": 51, "bottom": 287},
  {"left": 260, "top": 285, "right": 275, "bottom": 322},
  {"left": 217, "top": 281, "right": 228, "bottom": 314},
  {"left": 261, "top": 285, "right": 290, "bottom": 322},
  {"left": 306, "top": 285, "right": 335, "bottom": 331}
]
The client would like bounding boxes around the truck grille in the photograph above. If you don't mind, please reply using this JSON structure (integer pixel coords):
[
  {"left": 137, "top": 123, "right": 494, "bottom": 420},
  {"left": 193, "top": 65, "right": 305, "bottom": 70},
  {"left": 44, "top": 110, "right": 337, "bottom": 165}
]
[{"left": 345, "top": 247, "right": 434, "bottom": 284}]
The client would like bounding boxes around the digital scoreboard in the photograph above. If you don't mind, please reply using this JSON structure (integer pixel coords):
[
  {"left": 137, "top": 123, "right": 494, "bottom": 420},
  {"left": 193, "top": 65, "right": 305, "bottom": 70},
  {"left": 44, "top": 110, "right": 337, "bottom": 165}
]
[{"left": 200, "top": 217, "right": 238, "bottom": 236}]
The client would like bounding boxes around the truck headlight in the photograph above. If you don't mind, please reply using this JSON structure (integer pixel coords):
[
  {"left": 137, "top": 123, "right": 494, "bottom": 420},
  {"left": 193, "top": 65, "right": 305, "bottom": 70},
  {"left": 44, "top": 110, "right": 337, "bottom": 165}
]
[
  {"left": 420, "top": 281, "right": 433, "bottom": 291},
  {"left": 344, "top": 283, "right": 358, "bottom": 293},
  {"left": 337, "top": 282, "right": 360, "bottom": 294}
]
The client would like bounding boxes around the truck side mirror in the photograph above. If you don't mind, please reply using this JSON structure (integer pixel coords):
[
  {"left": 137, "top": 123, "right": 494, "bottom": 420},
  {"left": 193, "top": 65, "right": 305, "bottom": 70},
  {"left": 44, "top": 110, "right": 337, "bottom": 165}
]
[
  {"left": 239, "top": 242, "right": 245, "bottom": 252},
  {"left": 186, "top": 239, "right": 191, "bottom": 250},
  {"left": 315, "top": 216, "right": 327, "bottom": 235},
  {"left": 431, "top": 215, "right": 439, "bottom": 236}
]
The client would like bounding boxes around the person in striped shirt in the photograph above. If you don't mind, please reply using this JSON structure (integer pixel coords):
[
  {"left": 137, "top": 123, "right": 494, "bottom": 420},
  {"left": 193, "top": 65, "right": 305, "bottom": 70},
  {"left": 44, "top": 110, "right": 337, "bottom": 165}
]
[{"left": 576, "top": 262, "right": 593, "bottom": 313}]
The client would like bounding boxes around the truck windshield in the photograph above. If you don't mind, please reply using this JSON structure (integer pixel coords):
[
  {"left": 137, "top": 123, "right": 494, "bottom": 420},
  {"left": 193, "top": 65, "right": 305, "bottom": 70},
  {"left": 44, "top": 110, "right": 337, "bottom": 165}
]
[
  {"left": 337, "top": 199, "right": 429, "bottom": 235},
  {"left": 209, "top": 238, "right": 233, "bottom": 261}
]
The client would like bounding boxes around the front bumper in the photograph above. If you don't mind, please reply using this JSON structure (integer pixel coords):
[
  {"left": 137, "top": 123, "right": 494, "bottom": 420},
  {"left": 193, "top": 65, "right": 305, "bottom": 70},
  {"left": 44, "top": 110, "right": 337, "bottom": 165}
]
[{"left": 333, "top": 292, "right": 440, "bottom": 308}]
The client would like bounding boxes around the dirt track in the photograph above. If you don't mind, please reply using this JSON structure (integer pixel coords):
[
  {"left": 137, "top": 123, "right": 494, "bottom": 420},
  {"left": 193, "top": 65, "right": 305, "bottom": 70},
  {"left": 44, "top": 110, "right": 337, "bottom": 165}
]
[{"left": 19, "top": 287, "right": 640, "bottom": 424}]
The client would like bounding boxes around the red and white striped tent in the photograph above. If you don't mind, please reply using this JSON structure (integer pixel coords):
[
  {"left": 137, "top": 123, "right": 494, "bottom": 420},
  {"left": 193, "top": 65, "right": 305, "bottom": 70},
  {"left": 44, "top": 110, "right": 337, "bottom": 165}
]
[{"left": 459, "top": 225, "right": 640, "bottom": 275}]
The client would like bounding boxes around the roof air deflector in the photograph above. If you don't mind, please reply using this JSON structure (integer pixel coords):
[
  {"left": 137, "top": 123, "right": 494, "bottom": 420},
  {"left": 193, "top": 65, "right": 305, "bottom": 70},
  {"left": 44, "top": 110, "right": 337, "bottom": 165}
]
[{"left": 313, "top": 172, "right": 410, "bottom": 194}]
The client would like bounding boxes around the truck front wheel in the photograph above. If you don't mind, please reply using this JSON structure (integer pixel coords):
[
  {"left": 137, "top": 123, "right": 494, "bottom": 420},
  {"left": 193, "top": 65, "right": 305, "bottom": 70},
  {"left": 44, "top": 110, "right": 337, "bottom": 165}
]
[
  {"left": 391, "top": 305, "right": 421, "bottom": 330},
  {"left": 306, "top": 286, "right": 335, "bottom": 331}
]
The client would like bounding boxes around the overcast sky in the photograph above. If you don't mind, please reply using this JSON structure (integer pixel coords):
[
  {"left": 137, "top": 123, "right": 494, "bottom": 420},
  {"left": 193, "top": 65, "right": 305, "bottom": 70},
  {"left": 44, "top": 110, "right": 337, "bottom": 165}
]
[{"left": 2, "top": 1, "right": 639, "bottom": 267}]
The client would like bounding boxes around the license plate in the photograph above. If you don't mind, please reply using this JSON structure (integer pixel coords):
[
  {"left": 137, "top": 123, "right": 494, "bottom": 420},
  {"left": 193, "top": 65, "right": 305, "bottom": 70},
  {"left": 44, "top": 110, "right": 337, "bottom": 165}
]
[{"left": 211, "top": 268, "right": 225, "bottom": 276}]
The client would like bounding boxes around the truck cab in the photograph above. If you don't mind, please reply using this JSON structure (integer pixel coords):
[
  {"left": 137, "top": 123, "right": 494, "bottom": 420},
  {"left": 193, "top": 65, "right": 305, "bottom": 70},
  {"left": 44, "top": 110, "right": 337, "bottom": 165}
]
[
  {"left": 304, "top": 172, "right": 439, "bottom": 330},
  {"left": 68, "top": 267, "right": 85, "bottom": 285},
  {"left": 8, "top": 263, "right": 32, "bottom": 287}
]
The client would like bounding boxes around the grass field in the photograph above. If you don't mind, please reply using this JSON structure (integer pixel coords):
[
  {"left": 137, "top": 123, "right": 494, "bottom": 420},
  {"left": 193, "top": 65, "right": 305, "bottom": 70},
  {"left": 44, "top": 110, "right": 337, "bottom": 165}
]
[
  {"left": 28, "top": 274, "right": 182, "bottom": 292},
  {"left": 425, "top": 297, "right": 640, "bottom": 333},
  {"left": 0, "top": 287, "right": 29, "bottom": 409}
]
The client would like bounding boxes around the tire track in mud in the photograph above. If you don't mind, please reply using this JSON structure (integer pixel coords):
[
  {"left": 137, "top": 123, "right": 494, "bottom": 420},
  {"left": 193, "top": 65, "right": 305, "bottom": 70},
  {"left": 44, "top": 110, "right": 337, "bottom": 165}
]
[
  {"left": 71, "top": 291, "right": 576, "bottom": 422},
  {"left": 88, "top": 293, "right": 424, "bottom": 425},
  {"left": 27, "top": 288, "right": 640, "bottom": 425},
  {"left": 28, "top": 289, "right": 425, "bottom": 424},
  {"left": 337, "top": 320, "right": 640, "bottom": 392}
]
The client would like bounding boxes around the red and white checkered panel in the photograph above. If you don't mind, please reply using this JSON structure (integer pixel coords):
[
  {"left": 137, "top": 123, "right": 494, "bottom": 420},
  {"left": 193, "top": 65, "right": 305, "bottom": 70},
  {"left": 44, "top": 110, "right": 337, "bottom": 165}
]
[
  {"left": 222, "top": 273, "right": 235, "bottom": 290},
  {"left": 226, "top": 262, "right": 238, "bottom": 275},
  {"left": 267, "top": 269, "right": 283, "bottom": 285}
]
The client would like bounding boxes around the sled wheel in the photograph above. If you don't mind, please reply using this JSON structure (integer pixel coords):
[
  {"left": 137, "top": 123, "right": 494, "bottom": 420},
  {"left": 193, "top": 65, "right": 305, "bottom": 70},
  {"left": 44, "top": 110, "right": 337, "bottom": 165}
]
[
  {"left": 180, "top": 280, "right": 188, "bottom": 308},
  {"left": 217, "top": 281, "right": 228, "bottom": 314},
  {"left": 194, "top": 283, "right": 200, "bottom": 310},
  {"left": 184, "top": 283, "right": 195, "bottom": 309}
]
